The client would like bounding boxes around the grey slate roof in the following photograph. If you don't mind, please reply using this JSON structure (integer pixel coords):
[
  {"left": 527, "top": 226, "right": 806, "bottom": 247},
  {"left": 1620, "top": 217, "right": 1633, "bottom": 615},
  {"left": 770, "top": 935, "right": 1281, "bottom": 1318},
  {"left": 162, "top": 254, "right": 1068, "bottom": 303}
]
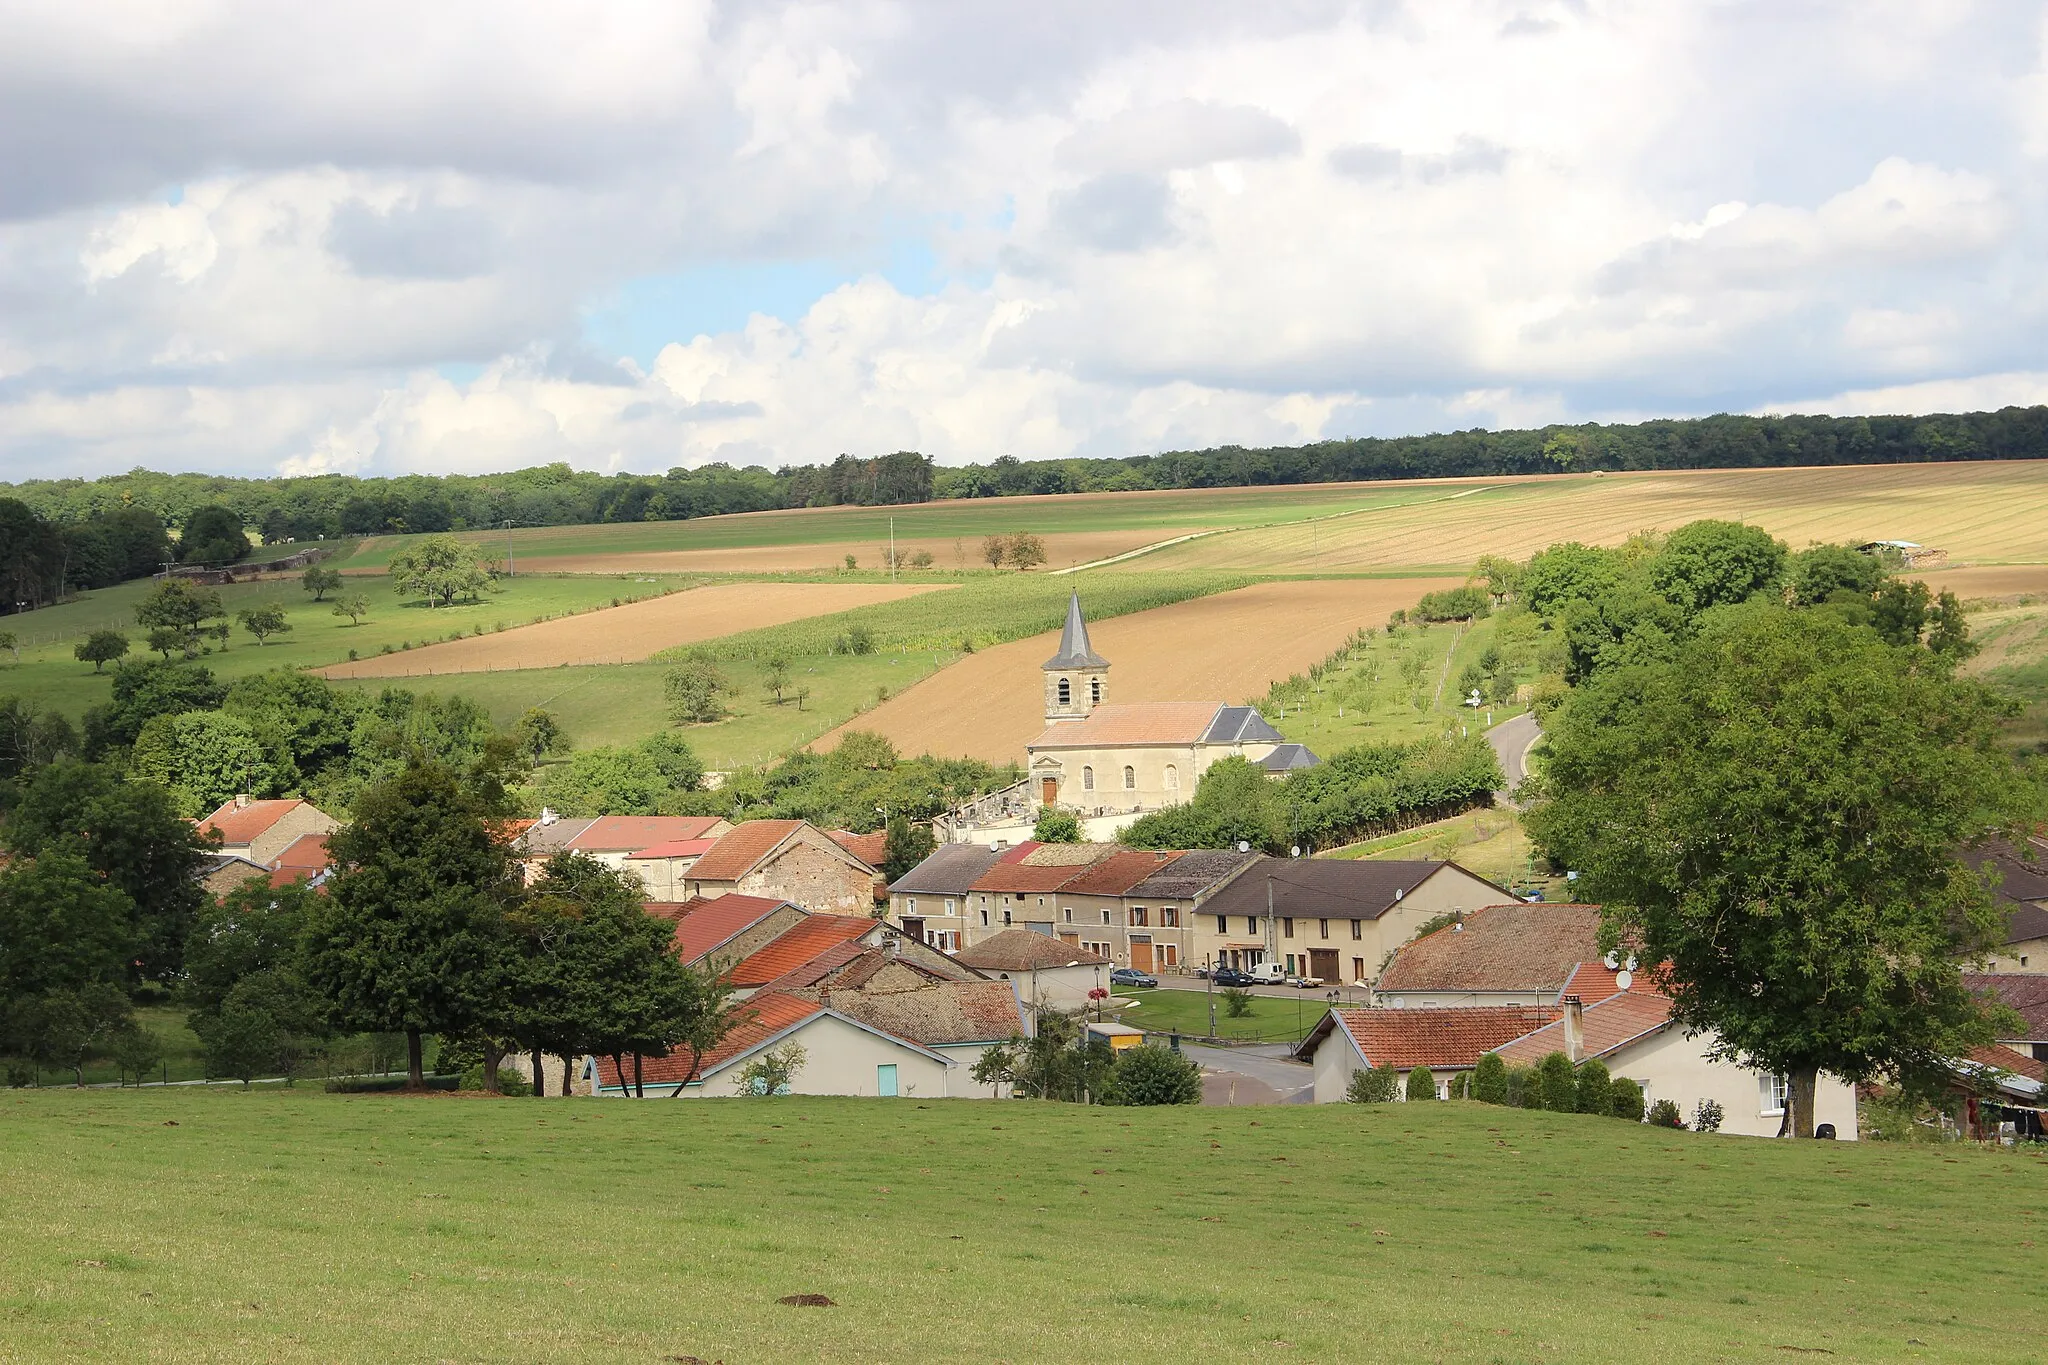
[
  {"left": 888, "top": 842, "right": 1004, "bottom": 896},
  {"left": 1202, "top": 705, "right": 1285, "bottom": 744},
  {"left": 1969, "top": 838, "right": 2048, "bottom": 944},
  {"left": 518, "top": 816, "right": 598, "bottom": 854},
  {"left": 1127, "top": 847, "right": 1262, "bottom": 900},
  {"left": 1041, "top": 592, "right": 1109, "bottom": 670},
  {"left": 1260, "top": 743, "right": 1321, "bottom": 771},
  {"left": 1200, "top": 856, "right": 1502, "bottom": 922}
]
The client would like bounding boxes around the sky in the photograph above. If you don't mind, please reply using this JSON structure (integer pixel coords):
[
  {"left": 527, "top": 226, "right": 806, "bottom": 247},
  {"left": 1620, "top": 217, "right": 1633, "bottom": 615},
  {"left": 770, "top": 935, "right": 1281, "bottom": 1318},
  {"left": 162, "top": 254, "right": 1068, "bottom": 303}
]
[{"left": 2, "top": 0, "right": 2046, "bottom": 482}]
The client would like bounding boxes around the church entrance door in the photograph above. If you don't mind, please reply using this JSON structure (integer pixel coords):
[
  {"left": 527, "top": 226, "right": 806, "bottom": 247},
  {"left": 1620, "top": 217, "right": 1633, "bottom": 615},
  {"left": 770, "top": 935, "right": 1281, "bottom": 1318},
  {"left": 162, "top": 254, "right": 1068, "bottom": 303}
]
[{"left": 1041, "top": 777, "right": 1058, "bottom": 804}]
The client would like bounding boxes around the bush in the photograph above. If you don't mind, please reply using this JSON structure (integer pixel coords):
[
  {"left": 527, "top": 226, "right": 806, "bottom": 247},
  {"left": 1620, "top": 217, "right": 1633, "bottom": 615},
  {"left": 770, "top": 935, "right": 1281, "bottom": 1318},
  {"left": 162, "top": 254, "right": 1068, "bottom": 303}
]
[
  {"left": 1573, "top": 1057, "right": 1612, "bottom": 1114},
  {"left": 459, "top": 1062, "right": 532, "bottom": 1096},
  {"left": 1219, "top": 987, "right": 1254, "bottom": 1019},
  {"left": 1691, "top": 1098, "right": 1724, "bottom": 1133},
  {"left": 1404, "top": 1065, "right": 1437, "bottom": 1101},
  {"left": 1107, "top": 1045, "right": 1202, "bottom": 1105},
  {"left": 1535, "top": 1051, "right": 1577, "bottom": 1111},
  {"left": 1413, "top": 586, "right": 1491, "bottom": 622},
  {"left": 1608, "top": 1076, "right": 1645, "bottom": 1122},
  {"left": 1646, "top": 1099, "right": 1684, "bottom": 1129},
  {"left": 1507, "top": 1064, "right": 1539, "bottom": 1107},
  {"left": 324, "top": 1074, "right": 461, "bottom": 1093},
  {"left": 1032, "top": 807, "right": 1083, "bottom": 843},
  {"left": 1473, "top": 1052, "right": 1510, "bottom": 1104},
  {"left": 1446, "top": 1072, "right": 1470, "bottom": 1100},
  {"left": 1346, "top": 1062, "right": 1400, "bottom": 1104}
]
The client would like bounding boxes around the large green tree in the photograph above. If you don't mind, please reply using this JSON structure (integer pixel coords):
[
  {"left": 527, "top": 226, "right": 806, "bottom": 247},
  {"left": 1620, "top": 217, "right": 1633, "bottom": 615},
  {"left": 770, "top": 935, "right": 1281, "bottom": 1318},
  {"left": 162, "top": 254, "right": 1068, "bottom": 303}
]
[
  {"left": 130, "top": 710, "right": 278, "bottom": 818},
  {"left": 303, "top": 761, "right": 519, "bottom": 1088},
  {"left": 1525, "top": 605, "right": 2039, "bottom": 1137},
  {"left": 388, "top": 534, "right": 491, "bottom": 607},
  {"left": 5, "top": 763, "right": 212, "bottom": 981}
]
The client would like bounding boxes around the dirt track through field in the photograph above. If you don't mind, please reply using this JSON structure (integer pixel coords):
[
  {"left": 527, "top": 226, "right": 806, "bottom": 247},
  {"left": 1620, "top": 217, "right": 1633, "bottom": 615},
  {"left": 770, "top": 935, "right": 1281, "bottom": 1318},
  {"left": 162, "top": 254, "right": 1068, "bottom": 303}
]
[
  {"left": 491, "top": 528, "right": 1202, "bottom": 576},
  {"left": 811, "top": 576, "right": 1460, "bottom": 762},
  {"left": 320, "top": 582, "right": 949, "bottom": 678}
]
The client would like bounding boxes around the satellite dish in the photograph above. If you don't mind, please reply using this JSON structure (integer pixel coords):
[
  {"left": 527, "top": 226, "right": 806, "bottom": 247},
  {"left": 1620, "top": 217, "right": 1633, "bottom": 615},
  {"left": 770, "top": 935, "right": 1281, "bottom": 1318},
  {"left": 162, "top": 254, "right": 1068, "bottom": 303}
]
[
  {"left": 1602, "top": 951, "right": 1619, "bottom": 969},
  {"left": 1290, "top": 846, "right": 1301, "bottom": 858},
  {"left": 1238, "top": 841, "right": 1250, "bottom": 853},
  {"left": 1615, "top": 969, "right": 1634, "bottom": 991}
]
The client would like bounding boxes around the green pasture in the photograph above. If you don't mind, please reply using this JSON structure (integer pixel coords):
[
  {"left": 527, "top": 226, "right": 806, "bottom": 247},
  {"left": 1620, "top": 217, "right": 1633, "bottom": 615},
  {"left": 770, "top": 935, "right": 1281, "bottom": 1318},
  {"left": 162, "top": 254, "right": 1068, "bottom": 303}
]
[
  {"left": 1116, "top": 985, "right": 1335, "bottom": 1042},
  {"left": 333, "top": 482, "right": 1464, "bottom": 567},
  {"left": 3, "top": 1089, "right": 2039, "bottom": 1363},
  {"left": 0, "top": 573, "right": 698, "bottom": 721},
  {"left": 1264, "top": 612, "right": 1531, "bottom": 752}
]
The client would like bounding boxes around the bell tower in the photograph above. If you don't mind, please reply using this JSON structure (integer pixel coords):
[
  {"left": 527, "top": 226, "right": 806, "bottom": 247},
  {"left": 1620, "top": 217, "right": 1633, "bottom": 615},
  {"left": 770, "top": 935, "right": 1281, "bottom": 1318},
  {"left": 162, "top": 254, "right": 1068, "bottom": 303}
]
[{"left": 1042, "top": 592, "right": 1109, "bottom": 723}]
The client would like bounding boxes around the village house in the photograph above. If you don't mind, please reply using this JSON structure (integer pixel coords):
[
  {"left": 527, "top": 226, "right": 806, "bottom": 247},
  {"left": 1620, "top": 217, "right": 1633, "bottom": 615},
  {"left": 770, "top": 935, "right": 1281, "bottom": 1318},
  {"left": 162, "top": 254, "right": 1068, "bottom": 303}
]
[
  {"left": 1297, "top": 1004, "right": 1557, "bottom": 1103},
  {"left": 953, "top": 929, "right": 1111, "bottom": 1017},
  {"left": 887, "top": 842, "right": 1004, "bottom": 952},
  {"left": 1964, "top": 973, "right": 2048, "bottom": 1063},
  {"left": 656, "top": 892, "right": 810, "bottom": 974},
  {"left": 265, "top": 832, "right": 333, "bottom": 888},
  {"left": 1051, "top": 846, "right": 1264, "bottom": 973},
  {"left": 195, "top": 852, "right": 270, "bottom": 899},
  {"left": 1973, "top": 837, "right": 2048, "bottom": 973},
  {"left": 1375, "top": 903, "right": 1613, "bottom": 1007},
  {"left": 516, "top": 814, "right": 731, "bottom": 887},
  {"left": 1024, "top": 594, "right": 1317, "bottom": 818},
  {"left": 1192, "top": 857, "right": 1514, "bottom": 984},
  {"left": 962, "top": 841, "right": 1118, "bottom": 942},
  {"left": 681, "top": 818, "right": 881, "bottom": 912},
  {"left": 197, "top": 795, "right": 341, "bottom": 868}
]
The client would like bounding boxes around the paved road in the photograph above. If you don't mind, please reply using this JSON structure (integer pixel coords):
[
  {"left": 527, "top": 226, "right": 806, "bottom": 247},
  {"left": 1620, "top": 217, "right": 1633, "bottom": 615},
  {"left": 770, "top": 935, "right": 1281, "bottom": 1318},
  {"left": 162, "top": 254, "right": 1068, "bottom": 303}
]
[
  {"left": 1183, "top": 1042, "right": 1313, "bottom": 1104},
  {"left": 1486, "top": 711, "right": 1542, "bottom": 803}
]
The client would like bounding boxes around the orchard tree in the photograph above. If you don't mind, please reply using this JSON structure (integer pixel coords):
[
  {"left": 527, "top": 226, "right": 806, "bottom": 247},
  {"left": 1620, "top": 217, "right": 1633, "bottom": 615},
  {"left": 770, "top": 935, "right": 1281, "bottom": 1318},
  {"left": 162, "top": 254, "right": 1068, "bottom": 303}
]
[
  {"left": 664, "top": 657, "right": 727, "bottom": 724},
  {"left": 135, "top": 579, "right": 228, "bottom": 658},
  {"left": 331, "top": 594, "right": 370, "bottom": 626},
  {"left": 304, "top": 761, "right": 520, "bottom": 1088},
  {"left": 236, "top": 604, "right": 292, "bottom": 645},
  {"left": 302, "top": 565, "right": 343, "bottom": 601},
  {"left": 389, "top": 534, "right": 491, "bottom": 607},
  {"left": 75, "top": 630, "right": 130, "bottom": 673},
  {"left": 1525, "top": 604, "right": 2040, "bottom": 1138}
]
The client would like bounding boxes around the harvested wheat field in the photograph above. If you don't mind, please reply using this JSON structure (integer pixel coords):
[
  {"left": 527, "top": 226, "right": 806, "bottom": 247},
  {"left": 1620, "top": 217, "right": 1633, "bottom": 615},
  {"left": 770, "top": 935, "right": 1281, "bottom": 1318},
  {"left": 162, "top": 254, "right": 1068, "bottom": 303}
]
[
  {"left": 322, "top": 582, "right": 949, "bottom": 679},
  {"left": 519, "top": 528, "right": 1201, "bottom": 576},
  {"left": 1914, "top": 564, "right": 2048, "bottom": 600},
  {"left": 812, "top": 575, "right": 1460, "bottom": 762},
  {"left": 1126, "top": 460, "right": 2048, "bottom": 574}
]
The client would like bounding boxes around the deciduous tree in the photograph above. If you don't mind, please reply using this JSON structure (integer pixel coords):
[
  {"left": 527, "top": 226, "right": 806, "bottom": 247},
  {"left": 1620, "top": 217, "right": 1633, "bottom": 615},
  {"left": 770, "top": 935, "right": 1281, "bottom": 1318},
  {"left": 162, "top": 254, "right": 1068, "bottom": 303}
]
[
  {"left": 236, "top": 604, "right": 291, "bottom": 645},
  {"left": 75, "top": 630, "right": 130, "bottom": 673},
  {"left": 302, "top": 565, "right": 342, "bottom": 601},
  {"left": 388, "top": 534, "right": 491, "bottom": 607}
]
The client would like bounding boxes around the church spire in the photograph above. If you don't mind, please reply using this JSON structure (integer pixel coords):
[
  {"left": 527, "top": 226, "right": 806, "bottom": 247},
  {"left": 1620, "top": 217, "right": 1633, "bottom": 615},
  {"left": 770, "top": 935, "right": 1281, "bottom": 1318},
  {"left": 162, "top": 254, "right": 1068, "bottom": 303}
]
[{"left": 1042, "top": 592, "right": 1109, "bottom": 670}]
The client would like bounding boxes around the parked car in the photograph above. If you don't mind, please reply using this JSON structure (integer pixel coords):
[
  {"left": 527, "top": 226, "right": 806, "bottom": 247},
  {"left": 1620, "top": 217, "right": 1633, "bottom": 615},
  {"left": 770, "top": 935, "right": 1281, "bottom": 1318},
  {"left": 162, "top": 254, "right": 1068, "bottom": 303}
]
[
  {"left": 1286, "top": 975, "right": 1323, "bottom": 989},
  {"left": 1210, "top": 967, "right": 1256, "bottom": 987},
  {"left": 1110, "top": 968, "right": 1158, "bottom": 988}
]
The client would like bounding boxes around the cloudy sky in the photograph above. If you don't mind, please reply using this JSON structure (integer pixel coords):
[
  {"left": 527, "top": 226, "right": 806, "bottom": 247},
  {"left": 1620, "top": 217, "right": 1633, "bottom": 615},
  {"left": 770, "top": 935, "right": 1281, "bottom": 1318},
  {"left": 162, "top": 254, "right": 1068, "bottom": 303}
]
[{"left": 2, "top": 0, "right": 2044, "bottom": 481}]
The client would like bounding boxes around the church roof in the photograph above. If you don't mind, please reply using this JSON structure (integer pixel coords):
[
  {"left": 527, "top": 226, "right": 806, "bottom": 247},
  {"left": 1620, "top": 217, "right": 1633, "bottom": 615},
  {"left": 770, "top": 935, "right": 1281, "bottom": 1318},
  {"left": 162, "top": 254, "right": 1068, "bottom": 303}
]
[
  {"left": 1029, "top": 702, "right": 1226, "bottom": 749},
  {"left": 1203, "top": 706, "right": 1285, "bottom": 745},
  {"left": 1042, "top": 592, "right": 1109, "bottom": 670},
  {"left": 1260, "top": 742, "right": 1321, "bottom": 771}
]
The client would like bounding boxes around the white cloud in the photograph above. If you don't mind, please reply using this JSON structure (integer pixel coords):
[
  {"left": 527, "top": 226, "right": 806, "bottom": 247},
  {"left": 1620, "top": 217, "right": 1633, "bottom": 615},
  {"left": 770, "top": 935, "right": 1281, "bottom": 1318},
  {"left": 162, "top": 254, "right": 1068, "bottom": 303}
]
[{"left": 2, "top": 0, "right": 2046, "bottom": 481}]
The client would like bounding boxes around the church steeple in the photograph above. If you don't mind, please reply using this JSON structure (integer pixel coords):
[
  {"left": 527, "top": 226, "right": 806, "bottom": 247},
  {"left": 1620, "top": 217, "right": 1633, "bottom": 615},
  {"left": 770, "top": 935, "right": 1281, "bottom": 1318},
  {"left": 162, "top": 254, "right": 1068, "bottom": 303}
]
[{"left": 1042, "top": 592, "right": 1109, "bottom": 723}]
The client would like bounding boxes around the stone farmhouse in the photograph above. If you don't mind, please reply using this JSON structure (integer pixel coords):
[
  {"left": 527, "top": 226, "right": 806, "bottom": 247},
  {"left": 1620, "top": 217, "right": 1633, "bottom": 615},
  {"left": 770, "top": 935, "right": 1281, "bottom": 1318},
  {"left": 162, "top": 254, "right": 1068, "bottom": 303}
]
[
  {"left": 886, "top": 842, "right": 1005, "bottom": 952},
  {"left": 953, "top": 929, "right": 1111, "bottom": 1016},
  {"left": 1299, "top": 903, "right": 1862, "bottom": 1138},
  {"left": 515, "top": 814, "right": 732, "bottom": 889},
  {"left": 1025, "top": 593, "right": 1317, "bottom": 820},
  {"left": 197, "top": 795, "right": 340, "bottom": 868},
  {"left": 678, "top": 818, "right": 881, "bottom": 912}
]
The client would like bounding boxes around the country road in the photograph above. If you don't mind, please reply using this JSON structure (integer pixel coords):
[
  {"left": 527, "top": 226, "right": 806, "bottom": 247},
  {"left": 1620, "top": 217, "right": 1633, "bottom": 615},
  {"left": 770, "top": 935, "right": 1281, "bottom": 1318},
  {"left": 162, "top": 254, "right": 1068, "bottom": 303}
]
[{"left": 1487, "top": 712, "right": 1542, "bottom": 804}]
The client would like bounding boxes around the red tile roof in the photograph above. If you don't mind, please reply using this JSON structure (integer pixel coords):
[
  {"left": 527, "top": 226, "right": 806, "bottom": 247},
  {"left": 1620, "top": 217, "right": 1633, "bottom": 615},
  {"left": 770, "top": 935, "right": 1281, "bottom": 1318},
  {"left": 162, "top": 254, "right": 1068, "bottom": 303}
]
[
  {"left": 1964, "top": 973, "right": 2048, "bottom": 1039},
  {"left": 954, "top": 929, "right": 1110, "bottom": 971},
  {"left": 268, "top": 833, "right": 331, "bottom": 872},
  {"left": 728, "top": 915, "right": 876, "bottom": 987},
  {"left": 1301, "top": 1005, "right": 1560, "bottom": 1069},
  {"left": 1028, "top": 701, "right": 1222, "bottom": 748},
  {"left": 663, "top": 894, "right": 798, "bottom": 964},
  {"left": 628, "top": 837, "right": 719, "bottom": 860},
  {"left": 567, "top": 816, "right": 726, "bottom": 853},
  {"left": 1378, "top": 904, "right": 1608, "bottom": 993},
  {"left": 598, "top": 992, "right": 825, "bottom": 1089},
  {"left": 991, "top": 841, "right": 1041, "bottom": 864},
  {"left": 688, "top": 819, "right": 806, "bottom": 882},
  {"left": 1491, "top": 991, "right": 1676, "bottom": 1068},
  {"left": 758, "top": 938, "right": 877, "bottom": 992},
  {"left": 971, "top": 860, "right": 1089, "bottom": 894},
  {"left": 197, "top": 798, "right": 311, "bottom": 846},
  {"left": 1968, "top": 1043, "right": 2047, "bottom": 1084},
  {"left": 1057, "top": 849, "right": 1181, "bottom": 896},
  {"left": 828, "top": 830, "right": 888, "bottom": 869}
]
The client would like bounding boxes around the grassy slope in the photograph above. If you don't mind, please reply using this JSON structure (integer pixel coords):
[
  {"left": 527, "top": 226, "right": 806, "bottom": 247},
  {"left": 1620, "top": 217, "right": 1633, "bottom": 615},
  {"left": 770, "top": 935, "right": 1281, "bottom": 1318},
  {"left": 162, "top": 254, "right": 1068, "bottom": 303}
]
[
  {"left": 2, "top": 1090, "right": 2040, "bottom": 1363},
  {"left": 1266, "top": 614, "right": 1520, "bottom": 752},
  {"left": 0, "top": 573, "right": 697, "bottom": 720},
  {"left": 335, "top": 483, "right": 1464, "bottom": 567}
]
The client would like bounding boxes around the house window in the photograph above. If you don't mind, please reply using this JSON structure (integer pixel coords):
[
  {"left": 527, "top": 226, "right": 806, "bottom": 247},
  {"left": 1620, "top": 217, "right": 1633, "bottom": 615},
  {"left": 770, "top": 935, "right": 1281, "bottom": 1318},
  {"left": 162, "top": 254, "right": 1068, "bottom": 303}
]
[
  {"left": 1058, "top": 677, "right": 1071, "bottom": 705},
  {"left": 1063, "top": 907, "right": 1073, "bottom": 923},
  {"left": 1282, "top": 917, "right": 1294, "bottom": 939},
  {"left": 1101, "top": 909, "right": 1111, "bottom": 925},
  {"left": 1216, "top": 915, "right": 1228, "bottom": 933},
  {"left": 1319, "top": 918, "right": 1330, "bottom": 940},
  {"left": 1162, "top": 908, "right": 1178, "bottom": 928},
  {"left": 1760, "top": 1074, "right": 1790, "bottom": 1116},
  {"left": 1164, "top": 764, "right": 1179, "bottom": 791},
  {"left": 1350, "top": 919, "right": 1362, "bottom": 940},
  {"left": 1130, "top": 907, "right": 1148, "bottom": 927},
  {"left": 907, "top": 898, "right": 917, "bottom": 913},
  {"left": 1123, "top": 765, "right": 1136, "bottom": 790},
  {"left": 945, "top": 898, "right": 955, "bottom": 914},
  {"left": 1083, "top": 766, "right": 1094, "bottom": 791},
  {"left": 1002, "top": 910, "right": 1013, "bottom": 926},
  {"left": 980, "top": 909, "right": 989, "bottom": 926}
]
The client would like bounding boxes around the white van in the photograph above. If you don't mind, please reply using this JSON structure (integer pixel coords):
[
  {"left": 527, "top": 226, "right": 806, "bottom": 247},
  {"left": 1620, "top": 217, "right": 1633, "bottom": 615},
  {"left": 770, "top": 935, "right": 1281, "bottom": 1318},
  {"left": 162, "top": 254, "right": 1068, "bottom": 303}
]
[{"left": 1245, "top": 962, "right": 1287, "bottom": 986}]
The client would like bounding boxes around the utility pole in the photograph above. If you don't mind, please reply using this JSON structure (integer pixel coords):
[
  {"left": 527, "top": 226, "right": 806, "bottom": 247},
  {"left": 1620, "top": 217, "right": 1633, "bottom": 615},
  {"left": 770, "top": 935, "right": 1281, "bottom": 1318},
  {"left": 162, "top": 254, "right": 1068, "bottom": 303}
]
[
  {"left": 503, "top": 521, "right": 516, "bottom": 578},
  {"left": 1206, "top": 955, "right": 1216, "bottom": 1039},
  {"left": 889, "top": 516, "right": 896, "bottom": 582}
]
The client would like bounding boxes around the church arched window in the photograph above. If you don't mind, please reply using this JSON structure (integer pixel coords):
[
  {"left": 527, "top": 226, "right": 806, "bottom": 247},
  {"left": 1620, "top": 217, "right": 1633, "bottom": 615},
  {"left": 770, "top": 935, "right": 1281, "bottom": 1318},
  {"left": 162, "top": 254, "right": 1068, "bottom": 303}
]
[
  {"left": 1057, "top": 677, "right": 1071, "bottom": 705},
  {"left": 1165, "top": 764, "right": 1179, "bottom": 790},
  {"left": 1123, "top": 765, "right": 1136, "bottom": 790},
  {"left": 1090, "top": 679, "right": 1101, "bottom": 704},
  {"left": 1083, "top": 766, "right": 1094, "bottom": 791}
]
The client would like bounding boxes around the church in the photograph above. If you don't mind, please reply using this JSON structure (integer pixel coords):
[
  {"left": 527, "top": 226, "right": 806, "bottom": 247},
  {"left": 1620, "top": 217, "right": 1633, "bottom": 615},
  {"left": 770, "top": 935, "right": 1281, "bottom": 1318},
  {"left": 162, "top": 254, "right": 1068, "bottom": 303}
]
[{"left": 1026, "top": 593, "right": 1319, "bottom": 817}]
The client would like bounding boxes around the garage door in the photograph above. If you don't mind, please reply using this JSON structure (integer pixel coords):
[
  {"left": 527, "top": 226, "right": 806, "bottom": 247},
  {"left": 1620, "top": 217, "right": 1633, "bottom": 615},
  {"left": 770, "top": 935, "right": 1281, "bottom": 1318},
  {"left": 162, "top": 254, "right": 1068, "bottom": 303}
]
[{"left": 1310, "top": 949, "right": 1340, "bottom": 983}]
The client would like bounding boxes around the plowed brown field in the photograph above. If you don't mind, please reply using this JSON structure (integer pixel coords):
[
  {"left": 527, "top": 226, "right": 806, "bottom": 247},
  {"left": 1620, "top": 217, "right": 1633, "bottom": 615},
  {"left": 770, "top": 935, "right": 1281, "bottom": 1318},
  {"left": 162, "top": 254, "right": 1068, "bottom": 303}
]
[
  {"left": 320, "top": 582, "right": 949, "bottom": 679},
  {"left": 811, "top": 575, "right": 1460, "bottom": 762},
  {"left": 1124, "top": 460, "right": 2048, "bottom": 573}
]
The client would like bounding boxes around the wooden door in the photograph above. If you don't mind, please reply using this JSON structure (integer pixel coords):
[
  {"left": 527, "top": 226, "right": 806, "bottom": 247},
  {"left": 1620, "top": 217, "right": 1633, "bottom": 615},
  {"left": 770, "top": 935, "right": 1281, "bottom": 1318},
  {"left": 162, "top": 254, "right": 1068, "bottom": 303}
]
[
  {"left": 1041, "top": 777, "right": 1058, "bottom": 804},
  {"left": 1310, "top": 949, "right": 1340, "bottom": 983},
  {"left": 1131, "top": 940, "right": 1154, "bottom": 972}
]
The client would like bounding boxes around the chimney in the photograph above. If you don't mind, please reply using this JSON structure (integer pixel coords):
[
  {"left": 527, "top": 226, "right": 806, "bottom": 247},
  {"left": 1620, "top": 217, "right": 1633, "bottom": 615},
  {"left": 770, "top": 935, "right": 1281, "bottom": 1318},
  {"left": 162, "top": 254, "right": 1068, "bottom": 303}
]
[
  {"left": 1561, "top": 995, "right": 1584, "bottom": 1063},
  {"left": 1452, "top": 920, "right": 1463, "bottom": 932},
  {"left": 234, "top": 793, "right": 252, "bottom": 809}
]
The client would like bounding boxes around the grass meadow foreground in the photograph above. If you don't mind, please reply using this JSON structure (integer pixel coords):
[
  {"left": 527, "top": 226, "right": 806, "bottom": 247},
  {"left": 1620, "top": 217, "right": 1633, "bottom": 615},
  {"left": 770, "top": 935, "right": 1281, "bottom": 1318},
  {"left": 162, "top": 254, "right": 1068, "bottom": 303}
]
[{"left": 2, "top": 1091, "right": 2041, "bottom": 1363}]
